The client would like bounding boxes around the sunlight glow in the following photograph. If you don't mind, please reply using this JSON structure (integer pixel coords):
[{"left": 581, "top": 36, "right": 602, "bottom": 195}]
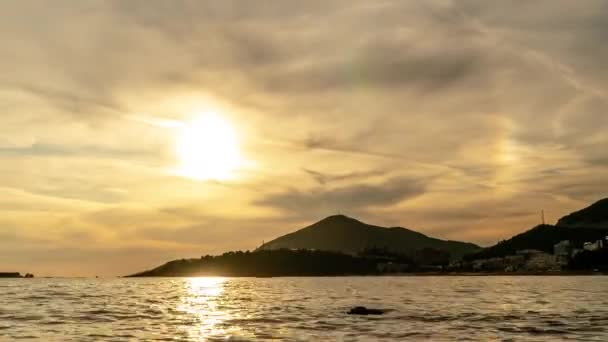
[
  {"left": 177, "top": 277, "right": 240, "bottom": 339},
  {"left": 176, "top": 112, "right": 242, "bottom": 181}
]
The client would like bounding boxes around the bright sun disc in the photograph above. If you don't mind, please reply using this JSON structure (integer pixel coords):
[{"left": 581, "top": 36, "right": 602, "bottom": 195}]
[{"left": 176, "top": 112, "right": 241, "bottom": 181}]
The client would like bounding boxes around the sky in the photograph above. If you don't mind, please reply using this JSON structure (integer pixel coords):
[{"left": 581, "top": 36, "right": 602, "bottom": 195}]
[{"left": 1, "top": 0, "right": 607, "bottom": 276}]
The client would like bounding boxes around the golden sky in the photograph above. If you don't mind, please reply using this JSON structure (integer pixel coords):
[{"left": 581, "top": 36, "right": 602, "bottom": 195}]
[{"left": 1, "top": 1, "right": 607, "bottom": 276}]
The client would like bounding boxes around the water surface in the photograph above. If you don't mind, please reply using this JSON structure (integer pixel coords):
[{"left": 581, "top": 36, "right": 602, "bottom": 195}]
[{"left": 1, "top": 276, "right": 607, "bottom": 341}]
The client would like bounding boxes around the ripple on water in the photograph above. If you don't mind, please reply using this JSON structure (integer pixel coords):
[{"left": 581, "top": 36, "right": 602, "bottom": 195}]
[{"left": 0, "top": 277, "right": 607, "bottom": 341}]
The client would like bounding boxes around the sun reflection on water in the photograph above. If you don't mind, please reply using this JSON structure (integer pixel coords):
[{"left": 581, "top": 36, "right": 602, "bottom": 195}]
[
  {"left": 188, "top": 277, "right": 226, "bottom": 297},
  {"left": 176, "top": 277, "right": 243, "bottom": 340}
]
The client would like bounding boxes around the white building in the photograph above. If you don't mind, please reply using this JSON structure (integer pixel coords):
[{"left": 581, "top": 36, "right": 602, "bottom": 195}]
[{"left": 583, "top": 240, "right": 604, "bottom": 251}]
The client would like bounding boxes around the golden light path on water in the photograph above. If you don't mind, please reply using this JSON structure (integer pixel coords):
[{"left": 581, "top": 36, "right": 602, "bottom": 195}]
[{"left": 177, "top": 277, "right": 242, "bottom": 339}]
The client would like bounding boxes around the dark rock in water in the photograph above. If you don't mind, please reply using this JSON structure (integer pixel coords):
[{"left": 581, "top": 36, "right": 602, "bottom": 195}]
[
  {"left": 348, "top": 306, "right": 385, "bottom": 315},
  {"left": 0, "top": 272, "right": 34, "bottom": 278},
  {"left": 0, "top": 272, "right": 22, "bottom": 278}
]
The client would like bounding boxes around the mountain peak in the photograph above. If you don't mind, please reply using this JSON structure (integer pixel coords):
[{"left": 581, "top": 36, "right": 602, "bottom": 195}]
[
  {"left": 317, "top": 214, "right": 361, "bottom": 224},
  {"left": 260, "top": 214, "right": 480, "bottom": 259}
]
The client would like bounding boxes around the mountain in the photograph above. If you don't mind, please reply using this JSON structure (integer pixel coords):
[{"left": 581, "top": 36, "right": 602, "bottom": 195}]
[
  {"left": 464, "top": 224, "right": 608, "bottom": 261},
  {"left": 258, "top": 215, "right": 480, "bottom": 260},
  {"left": 129, "top": 215, "right": 478, "bottom": 277},
  {"left": 557, "top": 198, "right": 608, "bottom": 229},
  {"left": 466, "top": 198, "right": 608, "bottom": 261},
  {"left": 129, "top": 200, "right": 608, "bottom": 276}
]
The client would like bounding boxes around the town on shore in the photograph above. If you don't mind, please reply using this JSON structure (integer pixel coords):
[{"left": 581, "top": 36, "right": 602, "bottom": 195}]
[{"left": 455, "top": 236, "right": 607, "bottom": 273}]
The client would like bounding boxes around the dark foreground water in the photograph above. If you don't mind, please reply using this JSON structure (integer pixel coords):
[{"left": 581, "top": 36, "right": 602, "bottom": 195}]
[{"left": 1, "top": 276, "right": 607, "bottom": 341}]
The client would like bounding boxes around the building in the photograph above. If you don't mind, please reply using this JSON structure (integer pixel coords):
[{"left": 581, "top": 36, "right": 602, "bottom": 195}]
[
  {"left": 470, "top": 250, "right": 560, "bottom": 272},
  {"left": 554, "top": 240, "right": 572, "bottom": 268},
  {"left": 554, "top": 240, "right": 572, "bottom": 256},
  {"left": 583, "top": 240, "right": 604, "bottom": 251},
  {"left": 517, "top": 250, "right": 559, "bottom": 271},
  {"left": 472, "top": 257, "right": 506, "bottom": 272}
]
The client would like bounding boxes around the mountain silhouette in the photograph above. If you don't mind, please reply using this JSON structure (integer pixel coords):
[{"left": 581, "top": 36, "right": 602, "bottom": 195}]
[
  {"left": 258, "top": 215, "right": 480, "bottom": 259},
  {"left": 464, "top": 224, "right": 608, "bottom": 261},
  {"left": 128, "top": 200, "right": 608, "bottom": 277},
  {"left": 557, "top": 198, "right": 608, "bottom": 229},
  {"left": 467, "top": 198, "right": 608, "bottom": 261}
]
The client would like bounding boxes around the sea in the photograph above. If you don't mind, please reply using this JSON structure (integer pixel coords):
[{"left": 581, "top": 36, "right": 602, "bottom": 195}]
[{"left": 1, "top": 276, "right": 607, "bottom": 341}]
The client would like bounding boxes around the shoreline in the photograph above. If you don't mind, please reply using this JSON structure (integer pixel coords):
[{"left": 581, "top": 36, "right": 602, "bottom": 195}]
[
  {"left": 393, "top": 271, "right": 608, "bottom": 276},
  {"left": 126, "top": 271, "right": 608, "bottom": 278}
]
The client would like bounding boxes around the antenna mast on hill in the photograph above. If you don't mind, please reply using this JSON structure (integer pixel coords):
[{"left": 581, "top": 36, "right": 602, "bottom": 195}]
[{"left": 541, "top": 210, "right": 545, "bottom": 225}]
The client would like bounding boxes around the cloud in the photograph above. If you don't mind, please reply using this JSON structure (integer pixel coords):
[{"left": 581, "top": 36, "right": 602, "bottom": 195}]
[
  {"left": 255, "top": 177, "right": 428, "bottom": 217},
  {"left": 0, "top": 143, "right": 153, "bottom": 159},
  {"left": 303, "top": 168, "right": 385, "bottom": 186},
  {"left": 8, "top": 83, "right": 124, "bottom": 117},
  {"left": 260, "top": 42, "right": 488, "bottom": 93}
]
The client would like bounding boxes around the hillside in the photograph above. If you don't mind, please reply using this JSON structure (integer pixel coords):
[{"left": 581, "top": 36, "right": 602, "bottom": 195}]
[
  {"left": 258, "top": 215, "right": 480, "bottom": 260},
  {"left": 464, "top": 224, "right": 608, "bottom": 261},
  {"left": 129, "top": 215, "right": 477, "bottom": 277},
  {"left": 128, "top": 249, "right": 379, "bottom": 277},
  {"left": 557, "top": 198, "right": 608, "bottom": 229},
  {"left": 466, "top": 198, "right": 608, "bottom": 261}
]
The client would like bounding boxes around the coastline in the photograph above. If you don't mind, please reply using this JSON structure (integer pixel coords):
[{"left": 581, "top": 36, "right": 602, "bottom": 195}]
[
  {"left": 127, "top": 271, "right": 608, "bottom": 278},
  {"left": 393, "top": 271, "right": 608, "bottom": 276}
]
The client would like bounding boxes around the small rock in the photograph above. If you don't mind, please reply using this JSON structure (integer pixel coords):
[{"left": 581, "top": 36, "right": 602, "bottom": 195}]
[{"left": 347, "top": 306, "right": 385, "bottom": 315}]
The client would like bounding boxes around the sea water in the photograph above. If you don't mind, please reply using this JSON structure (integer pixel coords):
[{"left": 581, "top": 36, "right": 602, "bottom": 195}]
[{"left": 1, "top": 276, "right": 607, "bottom": 341}]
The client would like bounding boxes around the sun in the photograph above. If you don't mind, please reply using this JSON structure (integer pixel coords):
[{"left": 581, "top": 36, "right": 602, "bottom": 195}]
[{"left": 176, "top": 112, "right": 242, "bottom": 181}]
